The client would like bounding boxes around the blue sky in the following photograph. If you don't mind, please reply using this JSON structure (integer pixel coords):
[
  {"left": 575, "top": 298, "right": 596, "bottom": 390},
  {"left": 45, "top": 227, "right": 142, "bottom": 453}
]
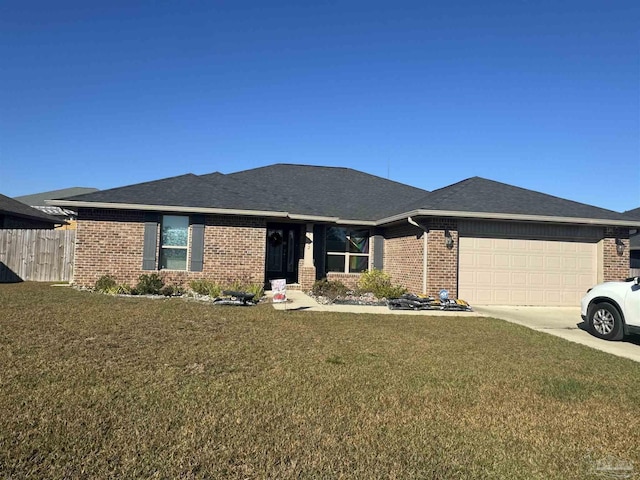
[{"left": 1, "top": 0, "right": 639, "bottom": 212}]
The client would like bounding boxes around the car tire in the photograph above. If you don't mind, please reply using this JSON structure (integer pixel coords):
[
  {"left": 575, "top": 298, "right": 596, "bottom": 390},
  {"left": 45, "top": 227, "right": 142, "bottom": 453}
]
[{"left": 588, "top": 302, "right": 624, "bottom": 341}]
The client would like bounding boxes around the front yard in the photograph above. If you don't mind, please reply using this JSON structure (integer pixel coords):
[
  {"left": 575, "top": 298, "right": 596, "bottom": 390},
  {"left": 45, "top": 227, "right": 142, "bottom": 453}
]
[{"left": 1, "top": 283, "right": 639, "bottom": 479}]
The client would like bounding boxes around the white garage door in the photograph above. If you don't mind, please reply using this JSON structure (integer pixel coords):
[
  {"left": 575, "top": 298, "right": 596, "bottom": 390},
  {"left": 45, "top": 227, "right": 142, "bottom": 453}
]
[{"left": 458, "top": 237, "right": 597, "bottom": 306}]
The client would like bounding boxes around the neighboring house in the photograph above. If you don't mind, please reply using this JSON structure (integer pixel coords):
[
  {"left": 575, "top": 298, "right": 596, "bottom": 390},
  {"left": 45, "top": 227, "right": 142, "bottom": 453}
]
[
  {"left": 49, "top": 164, "right": 640, "bottom": 306},
  {"left": 624, "top": 207, "right": 640, "bottom": 270},
  {"left": 0, "top": 192, "right": 62, "bottom": 229},
  {"left": 14, "top": 187, "right": 98, "bottom": 230}
]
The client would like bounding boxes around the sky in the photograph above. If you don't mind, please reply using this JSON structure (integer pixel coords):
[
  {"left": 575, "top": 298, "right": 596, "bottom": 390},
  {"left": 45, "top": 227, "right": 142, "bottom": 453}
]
[{"left": 1, "top": 0, "right": 639, "bottom": 212}]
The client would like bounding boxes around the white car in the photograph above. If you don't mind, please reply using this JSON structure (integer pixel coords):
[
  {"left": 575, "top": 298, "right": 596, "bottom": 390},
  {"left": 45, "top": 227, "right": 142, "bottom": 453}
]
[{"left": 581, "top": 276, "right": 640, "bottom": 341}]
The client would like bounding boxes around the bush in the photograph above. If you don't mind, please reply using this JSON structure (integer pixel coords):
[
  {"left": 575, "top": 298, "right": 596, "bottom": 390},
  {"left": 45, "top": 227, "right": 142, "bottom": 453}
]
[
  {"left": 111, "top": 284, "right": 132, "bottom": 295},
  {"left": 159, "top": 284, "right": 184, "bottom": 297},
  {"left": 135, "top": 273, "right": 164, "bottom": 295},
  {"left": 357, "top": 269, "right": 407, "bottom": 299},
  {"left": 312, "top": 279, "right": 348, "bottom": 299},
  {"left": 190, "top": 278, "right": 264, "bottom": 301},
  {"left": 95, "top": 275, "right": 117, "bottom": 293},
  {"left": 189, "top": 279, "right": 222, "bottom": 297},
  {"left": 239, "top": 282, "right": 264, "bottom": 300}
]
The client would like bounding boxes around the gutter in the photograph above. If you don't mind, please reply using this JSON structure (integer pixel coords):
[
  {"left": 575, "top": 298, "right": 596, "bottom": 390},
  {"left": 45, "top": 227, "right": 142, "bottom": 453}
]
[
  {"left": 46, "top": 200, "right": 377, "bottom": 225},
  {"left": 47, "top": 200, "right": 640, "bottom": 229},
  {"left": 377, "top": 209, "right": 640, "bottom": 228}
]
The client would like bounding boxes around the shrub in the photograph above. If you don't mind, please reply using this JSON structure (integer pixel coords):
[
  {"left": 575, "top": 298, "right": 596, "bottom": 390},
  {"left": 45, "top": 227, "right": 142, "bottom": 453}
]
[
  {"left": 160, "top": 285, "right": 174, "bottom": 297},
  {"left": 239, "top": 282, "right": 264, "bottom": 300},
  {"left": 312, "top": 279, "right": 348, "bottom": 299},
  {"left": 357, "top": 269, "right": 407, "bottom": 299},
  {"left": 95, "top": 275, "right": 117, "bottom": 293},
  {"left": 135, "top": 273, "right": 164, "bottom": 295},
  {"left": 189, "top": 279, "right": 222, "bottom": 298},
  {"left": 111, "top": 284, "right": 132, "bottom": 295}
]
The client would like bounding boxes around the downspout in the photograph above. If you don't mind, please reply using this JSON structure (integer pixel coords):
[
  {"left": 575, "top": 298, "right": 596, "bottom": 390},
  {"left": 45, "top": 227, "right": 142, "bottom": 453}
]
[{"left": 408, "top": 217, "right": 428, "bottom": 294}]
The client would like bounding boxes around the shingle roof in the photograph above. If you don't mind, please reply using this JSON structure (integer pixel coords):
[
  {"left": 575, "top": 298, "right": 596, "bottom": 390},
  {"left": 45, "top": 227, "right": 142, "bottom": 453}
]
[
  {"left": 0, "top": 192, "right": 62, "bottom": 224},
  {"left": 62, "top": 174, "right": 264, "bottom": 210},
  {"left": 15, "top": 187, "right": 98, "bottom": 206},
  {"left": 58, "top": 164, "right": 429, "bottom": 221},
  {"left": 624, "top": 207, "right": 640, "bottom": 220},
  {"left": 397, "top": 176, "right": 632, "bottom": 222},
  {"left": 225, "top": 164, "right": 429, "bottom": 220},
  {"left": 50, "top": 165, "right": 637, "bottom": 225}
]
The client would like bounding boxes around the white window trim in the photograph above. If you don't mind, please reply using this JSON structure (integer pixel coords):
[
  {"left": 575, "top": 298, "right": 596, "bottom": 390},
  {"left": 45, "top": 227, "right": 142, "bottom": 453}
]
[
  {"left": 160, "top": 215, "right": 190, "bottom": 271},
  {"left": 326, "top": 228, "right": 371, "bottom": 274}
]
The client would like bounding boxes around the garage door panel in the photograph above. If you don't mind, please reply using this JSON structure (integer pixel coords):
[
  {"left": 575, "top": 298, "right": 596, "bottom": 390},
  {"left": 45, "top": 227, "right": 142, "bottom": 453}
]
[
  {"left": 459, "top": 237, "right": 597, "bottom": 306},
  {"left": 477, "top": 254, "right": 493, "bottom": 268}
]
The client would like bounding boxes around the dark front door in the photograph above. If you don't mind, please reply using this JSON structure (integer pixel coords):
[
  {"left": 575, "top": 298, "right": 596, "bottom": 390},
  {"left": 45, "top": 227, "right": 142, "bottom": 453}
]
[{"left": 265, "top": 224, "right": 299, "bottom": 287}]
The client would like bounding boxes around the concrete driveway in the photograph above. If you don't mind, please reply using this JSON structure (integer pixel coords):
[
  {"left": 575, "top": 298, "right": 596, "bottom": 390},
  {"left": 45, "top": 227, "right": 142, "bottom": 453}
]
[{"left": 474, "top": 306, "right": 640, "bottom": 363}]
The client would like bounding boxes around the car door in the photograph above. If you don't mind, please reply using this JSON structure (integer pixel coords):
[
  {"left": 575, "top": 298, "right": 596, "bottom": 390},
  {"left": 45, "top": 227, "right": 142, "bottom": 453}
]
[{"left": 624, "top": 278, "right": 640, "bottom": 327}]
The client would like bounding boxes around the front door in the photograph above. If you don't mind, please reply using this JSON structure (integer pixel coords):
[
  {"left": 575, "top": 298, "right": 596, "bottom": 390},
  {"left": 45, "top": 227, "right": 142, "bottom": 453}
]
[{"left": 265, "top": 224, "right": 299, "bottom": 287}]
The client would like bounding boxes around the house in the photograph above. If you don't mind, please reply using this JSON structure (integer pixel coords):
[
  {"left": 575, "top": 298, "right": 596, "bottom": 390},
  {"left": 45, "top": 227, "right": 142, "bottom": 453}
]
[
  {"left": 14, "top": 187, "right": 98, "bottom": 230},
  {"left": 0, "top": 192, "right": 62, "bottom": 229},
  {"left": 624, "top": 207, "right": 640, "bottom": 271},
  {"left": 49, "top": 164, "right": 639, "bottom": 306}
]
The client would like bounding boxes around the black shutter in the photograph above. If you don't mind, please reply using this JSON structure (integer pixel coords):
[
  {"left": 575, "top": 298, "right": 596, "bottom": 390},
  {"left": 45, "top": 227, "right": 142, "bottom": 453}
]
[
  {"left": 313, "top": 224, "right": 326, "bottom": 278},
  {"left": 373, "top": 233, "right": 384, "bottom": 270},
  {"left": 142, "top": 213, "right": 159, "bottom": 270},
  {"left": 190, "top": 215, "right": 205, "bottom": 272}
]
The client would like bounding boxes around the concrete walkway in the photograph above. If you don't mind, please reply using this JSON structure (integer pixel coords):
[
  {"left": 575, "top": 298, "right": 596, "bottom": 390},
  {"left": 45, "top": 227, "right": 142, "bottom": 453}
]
[
  {"left": 269, "top": 291, "right": 640, "bottom": 363},
  {"left": 473, "top": 305, "right": 640, "bottom": 363}
]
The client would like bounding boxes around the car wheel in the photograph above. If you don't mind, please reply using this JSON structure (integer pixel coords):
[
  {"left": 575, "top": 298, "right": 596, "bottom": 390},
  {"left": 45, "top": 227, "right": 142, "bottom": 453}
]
[{"left": 588, "top": 302, "right": 624, "bottom": 341}]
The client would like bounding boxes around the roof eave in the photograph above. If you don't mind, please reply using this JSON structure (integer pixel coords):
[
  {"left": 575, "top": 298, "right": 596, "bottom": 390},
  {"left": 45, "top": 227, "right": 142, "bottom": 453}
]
[
  {"left": 47, "top": 200, "right": 377, "bottom": 225},
  {"left": 375, "top": 209, "right": 640, "bottom": 228},
  {"left": 48, "top": 200, "right": 293, "bottom": 219}
]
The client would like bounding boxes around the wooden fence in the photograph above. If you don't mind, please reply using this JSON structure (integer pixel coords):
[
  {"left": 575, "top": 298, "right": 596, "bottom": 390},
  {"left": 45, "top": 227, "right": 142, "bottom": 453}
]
[{"left": 0, "top": 229, "right": 75, "bottom": 282}]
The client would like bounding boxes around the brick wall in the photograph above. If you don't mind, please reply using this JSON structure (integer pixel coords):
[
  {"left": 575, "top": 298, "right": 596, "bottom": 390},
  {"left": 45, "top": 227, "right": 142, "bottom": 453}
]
[
  {"left": 74, "top": 209, "right": 146, "bottom": 287},
  {"left": 426, "top": 218, "right": 458, "bottom": 298},
  {"left": 326, "top": 272, "right": 361, "bottom": 290},
  {"left": 297, "top": 224, "right": 316, "bottom": 290},
  {"left": 602, "top": 227, "right": 630, "bottom": 281},
  {"left": 383, "top": 223, "right": 424, "bottom": 293},
  {"left": 74, "top": 208, "right": 267, "bottom": 288}
]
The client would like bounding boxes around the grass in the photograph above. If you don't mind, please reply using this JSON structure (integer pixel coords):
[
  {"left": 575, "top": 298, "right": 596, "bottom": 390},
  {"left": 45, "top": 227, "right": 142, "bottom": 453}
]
[{"left": 1, "top": 283, "right": 639, "bottom": 479}]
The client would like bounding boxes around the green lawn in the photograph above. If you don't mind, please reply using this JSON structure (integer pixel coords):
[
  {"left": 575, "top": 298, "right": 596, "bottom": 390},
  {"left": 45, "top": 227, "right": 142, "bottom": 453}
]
[{"left": 1, "top": 283, "right": 639, "bottom": 479}]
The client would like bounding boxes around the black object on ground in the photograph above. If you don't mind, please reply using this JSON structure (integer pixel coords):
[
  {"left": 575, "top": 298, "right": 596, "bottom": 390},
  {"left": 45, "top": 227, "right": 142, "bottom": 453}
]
[
  {"left": 213, "top": 290, "right": 257, "bottom": 306},
  {"left": 388, "top": 293, "right": 472, "bottom": 311}
]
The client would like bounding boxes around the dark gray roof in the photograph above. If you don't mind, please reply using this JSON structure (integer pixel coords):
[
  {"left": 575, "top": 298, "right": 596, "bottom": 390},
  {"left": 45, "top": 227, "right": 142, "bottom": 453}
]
[
  {"left": 60, "top": 174, "right": 278, "bottom": 211},
  {"left": 0, "top": 192, "right": 62, "bottom": 224},
  {"left": 59, "top": 164, "right": 429, "bottom": 221},
  {"left": 15, "top": 187, "right": 98, "bottom": 206},
  {"left": 399, "top": 177, "right": 632, "bottom": 222},
  {"left": 225, "top": 164, "right": 429, "bottom": 220},
  {"left": 624, "top": 207, "right": 640, "bottom": 220},
  {"left": 51, "top": 166, "right": 636, "bottom": 225}
]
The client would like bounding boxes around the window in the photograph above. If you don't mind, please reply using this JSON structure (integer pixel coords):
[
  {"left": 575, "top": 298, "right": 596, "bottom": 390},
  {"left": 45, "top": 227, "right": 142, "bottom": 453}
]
[
  {"left": 326, "top": 227, "right": 369, "bottom": 273},
  {"left": 160, "top": 215, "right": 189, "bottom": 270}
]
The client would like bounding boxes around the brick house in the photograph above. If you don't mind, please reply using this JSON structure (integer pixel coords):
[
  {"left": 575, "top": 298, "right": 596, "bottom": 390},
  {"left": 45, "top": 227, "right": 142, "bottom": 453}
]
[{"left": 50, "top": 164, "right": 639, "bottom": 306}]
